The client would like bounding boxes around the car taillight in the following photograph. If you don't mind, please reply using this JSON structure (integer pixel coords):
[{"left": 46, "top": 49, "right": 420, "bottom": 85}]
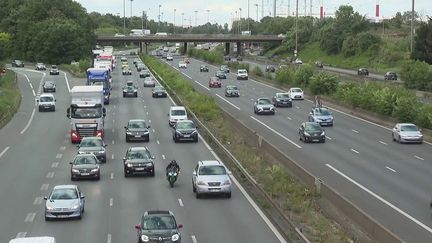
[{"left": 71, "top": 131, "right": 78, "bottom": 138}]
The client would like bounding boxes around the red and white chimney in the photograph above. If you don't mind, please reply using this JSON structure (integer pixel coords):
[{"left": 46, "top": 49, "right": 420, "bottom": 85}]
[
  {"left": 320, "top": 0, "right": 324, "bottom": 19},
  {"left": 375, "top": 0, "right": 380, "bottom": 17}
]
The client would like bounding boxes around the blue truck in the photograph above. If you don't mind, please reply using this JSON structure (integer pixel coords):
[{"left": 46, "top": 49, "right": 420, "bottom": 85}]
[{"left": 86, "top": 68, "right": 111, "bottom": 104}]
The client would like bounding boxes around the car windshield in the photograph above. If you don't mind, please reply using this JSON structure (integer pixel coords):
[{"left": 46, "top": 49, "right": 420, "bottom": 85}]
[
  {"left": 221, "top": 65, "right": 227, "bottom": 69},
  {"left": 80, "top": 139, "right": 103, "bottom": 147},
  {"left": 292, "top": 88, "right": 302, "bottom": 93},
  {"left": 177, "top": 122, "right": 194, "bottom": 129},
  {"left": 71, "top": 107, "right": 102, "bottom": 119},
  {"left": 74, "top": 156, "right": 97, "bottom": 165},
  {"left": 171, "top": 109, "right": 186, "bottom": 116},
  {"left": 238, "top": 70, "right": 246, "bottom": 74},
  {"left": 217, "top": 71, "right": 224, "bottom": 75},
  {"left": 258, "top": 99, "right": 271, "bottom": 105},
  {"left": 227, "top": 86, "right": 238, "bottom": 90},
  {"left": 314, "top": 109, "right": 331, "bottom": 116},
  {"left": 154, "top": 86, "right": 165, "bottom": 91},
  {"left": 40, "top": 96, "right": 53, "bottom": 102},
  {"left": 50, "top": 189, "right": 78, "bottom": 200},
  {"left": 127, "top": 150, "right": 150, "bottom": 160},
  {"left": 305, "top": 123, "right": 322, "bottom": 132},
  {"left": 142, "top": 215, "right": 176, "bottom": 230},
  {"left": 51, "top": 66, "right": 57, "bottom": 69},
  {"left": 199, "top": 165, "right": 227, "bottom": 175},
  {"left": 277, "top": 93, "right": 289, "bottom": 98},
  {"left": 201, "top": 65, "right": 206, "bottom": 68},
  {"left": 400, "top": 125, "right": 418, "bottom": 132},
  {"left": 129, "top": 121, "right": 147, "bottom": 129},
  {"left": 127, "top": 86, "right": 135, "bottom": 91}
]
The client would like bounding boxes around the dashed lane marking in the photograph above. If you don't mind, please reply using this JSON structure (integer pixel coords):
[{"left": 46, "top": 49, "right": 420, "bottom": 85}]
[
  {"left": 215, "top": 94, "right": 241, "bottom": 110},
  {"left": 109, "top": 198, "right": 113, "bottom": 207},
  {"left": 178, "top": 198, "right": 184, "bottom": 207},
  {"left": 55, "top": 153, "right": 63, "bottom": 159},
  {"left": 191, "top": 235, "right": 198, "bottom": 243},
  {"left": 379, "top": 141, "right": 388, "bottom": 145},
  {"left": 33, "top": 197, "right": 43, "bottom": 205},
  {"left": 250, "top": 116, "right": 302, "bottom": 149},
  {"left": 194, "top": 80, "right": 210, "bottom": 91},
  {"left": 352, "top": 129, "right": 359, "bottom": 133},
  {"left": 46, "top": 172, "right": 55, "bottom": 178},
  {"left": 20, "top": 108, "right": 35, "bottom": 134},
  {"left": 386, "top": 166, "right": 397, "bottom": 173},
  {"left": 351, "top": 148, "right": 360, "bottom": 154},
  {"left": 59, "top": 146, "right": 66, "bottom": 151},
  {"left": 51, "top": 162, "right": 59, "bottom": 168},
  {"left": 414, "top": 155, "right": 424, "bottom": 161},
  {"left": 0, "top": 146, "right": 10, "bottom": 158},
  {"left": 162, "top": 154, "right": 166, "bottom": 160},
  {"left": 16, "top": 232, "right": 27, "bottom": 238},
  {"left": 40, "top": 184, "right": 49, "bottom": 190},
  {"left": 24, "top": 213, "right": 36, "bottom": 222},
  {"left": 110, "top": 173, "right": 114, "bottom": 179}
]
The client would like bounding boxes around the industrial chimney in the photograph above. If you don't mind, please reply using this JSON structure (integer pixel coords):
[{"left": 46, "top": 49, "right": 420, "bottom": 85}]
[{"left": 375, "top": 0, "right": 380, "bottom": 17}]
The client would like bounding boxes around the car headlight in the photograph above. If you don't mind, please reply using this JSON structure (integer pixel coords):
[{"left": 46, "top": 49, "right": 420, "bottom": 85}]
[
  {"left": 46, "top": 205, "right": 54, "bottom": 210},
  {"left": 222, "top": 179, "right": 231, "bottom": 185},
  {"left": 141, "top": 235, "right": 149, "bottom": 242},
  {"left": 126, "top": 163, "right": 133, "bottom": 168},
  {"left": 257, "top": 107, "right": 263, "bottom": 111},
  {"left": 304, "top": 132, "right": 311, "bottom": 137},
  {"left": 172, "top": 234, "right": 180, "bottom": 241},
  {"left": 191, "top": 130, "right": 197, "bottom": 134},
  {"left": 276, "top": 99, "right": 280, "bottom": 102},
  {"left": 320, "top": 131, "right": 325, "bottom": 136},
  {"left": 91, "top": 168, "right": 99, "bottom": 172},
  {"left": 197, "top": 180, "right": 206, "bottom": 185},
  {"left": 143, "top": 130, "right": 149, "bottom": 134},
  {"left": 72, "top": 169, "right": 80, "bottom": 173},
  {"left": 98, "top": 150, "right": 105, "bottom": 154},
  {"left": 78, "top": 151, "right": 85, "bottom": 154},
  {"left": 126, "top": 132, "right": 132, "bottom": 135},
  {"left": 70, "top": 204, "right": 79, "bottom": 210}
]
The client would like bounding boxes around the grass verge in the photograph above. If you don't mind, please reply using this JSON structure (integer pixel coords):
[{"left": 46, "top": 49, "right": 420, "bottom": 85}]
[{"left": 0, "top": 70, "right": 22, "bottom": 128}]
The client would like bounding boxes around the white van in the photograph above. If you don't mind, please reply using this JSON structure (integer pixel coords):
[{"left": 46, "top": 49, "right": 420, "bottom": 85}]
[
  {"left": 9, "top": 237, "right": 56, "bottom": 243},
  {"left": 169, "top": 106, "right": 187, "bottom": 126}
]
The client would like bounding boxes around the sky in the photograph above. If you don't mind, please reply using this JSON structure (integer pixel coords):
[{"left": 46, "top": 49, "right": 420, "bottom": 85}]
[{"left": 74, "top": 0, "right": 431, "bottom": 27}]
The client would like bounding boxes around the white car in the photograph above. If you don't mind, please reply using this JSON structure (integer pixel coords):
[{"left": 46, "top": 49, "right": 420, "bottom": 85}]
[
  {"left": 37, "top": 93, "right": 56, "bottom": 112},
  {"left": 167, "top": 55, "right": 173, "bottom": 61},
  {"left": 178, "top": 61, "right": 187, "bottom": 68},
  {"left": 9, "top": 237, "right": 56, "bottom": 243},
  {"left": 192, "top": 160, "right": 232, "bottom": 198},
  {"left": 169, "top": 106, "right": 187, "bottom": 126},
  {"left": 236, "top": 69, "right": 248, "bottom": 80},
  {"left": 288, "top": 87, "right": 304, "bottom": 100},
  {"left": 392, "top": 123, "right": 423, "bottom": 144}
]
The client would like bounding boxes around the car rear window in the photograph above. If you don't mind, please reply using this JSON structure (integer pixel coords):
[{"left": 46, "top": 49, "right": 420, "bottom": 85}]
[{"left": 171, "top": 109, "right": 186, "bottom": 116}]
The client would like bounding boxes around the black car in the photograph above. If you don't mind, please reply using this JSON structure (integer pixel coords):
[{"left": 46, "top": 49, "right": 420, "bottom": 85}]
[
  {"left": 43, "top": 81, "right": 56, "bottom": 92},
  {"left": 12, "top": 60, "right": 24, "bottom": 67},
  {"left": 125, "top": 119, "right": 151, "bottom": 142},
  {"left": 70, "top": 154, "right": 101, "bottom": 180},
  {"left": 172, "top": 120, "right": 198, "bottom": 143},
  {"left": 123, "top": 147, "right": 155, "bottom": 177},
  {"left": 225, "top": 85, "right": 240, "bottom": 97},
  {"left": 384, "top": 71, "right": 398, "bottom": 80},
  {"left": 123, "top": 85, "right": 138, "bottom": 97},
  {"left": 299, "top": 122, "right": 326, "bottom": 143},
  {"left": 152, "top": 85, "right": 167, "bottom": 98},
  {"left": 358, "top": 68, "right": 369, "bottom": 76},
  {"left": 200, "top": 65, "right": 209, "bottom": 72},
  {"left": 272, "top": 92, "right": 292, "bottom": 107},
  {"left": 77, "top": 136, "right": 107, "bottom": 163},
  {"left": 135, "top": 210, "right": 183, "bottom": 243},
  {"left": 50, "top": 65, "right": 59, "bottom": 75},
  {"left": 139, "top": 70, "right": 151, "bottom": 78},
  {"left": 265, "top": 65, "right": 275, "bottom": 72},
  {"left": 215, "top": 70, "right": 227, "bottom": 79}
]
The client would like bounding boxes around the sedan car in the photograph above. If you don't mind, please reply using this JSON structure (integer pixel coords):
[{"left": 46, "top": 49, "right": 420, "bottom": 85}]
[
  {"left": 77, "top": 136, "right": 107, "bottom": 163},
  {"left": 36, "top": 63, "right": 47, "bottom": 70},
  {"left": 265, "top": 65, "right": 276, "bottom": 72},
  {"left": 166, "top": 55, "right": 173, "bottom": 61},
  {"left": 225, "top": 85, "right": 240, "bottom": 97},
  {"left": 135, "top": 210, "right": 183, "bottom": 243},
  {"left": 253, "top": 98, "right": 275, "bottom": 115},
  {"left": 288, "top": 87, "right": 304, "bottom": 100},
  {"left": 125, "top": 119, "right": 151, "bottom": 142},
  {"left": 70, "top": 154, "right": 100, "bottom": 180},
  {"left": 49, "top": 65, "right": 59, "bottom": 75},
  {"left": 392, "top": 123, "right": 423, "bottom": 144},
  {"left": 139, "top": 70, "right": 151, "bottom": 78},
  {"left": 215, "top": 70, "right": 227, "bottom": 79},
  {"left": 143, "top": 77, "right": 156, "bottom": 87},
  {"left": 152, "top": 85, "right": 167, "bottom": 98},
  {"left": 358, "top": 68, "right": 369, "bottom": 76},
  {"left": 11, "top": 60, "right": 24, "bottom": 67},
  {"left": 43, "top": 81, "right": 56, "bottom": 92},
  {"left": 136, "top": 63, "right": 146, "bottom": 71},
  {"left": 192, "top": 160, "right": 232, "bottom": 198},
  {"left": 220, "top": 65, "right": 230, "bottom": 73},
  {"left": 123, "top": 147, "right": 155, "bottom": 177},
  {"left": 299, "top": 122, "right": 326, "bottom": 143},
  {"left": 384, "top": 71, "right": 398, "bottom": 80},
  {"left": 272, "top": 92, "right": 292, "bottom": 107},
  {"left": 173, "top": 120, "right": 198, "bottom": 143},
  {"left": 308, "top": 107, "right": 334, "bottom": 126},
  {"left": 123, "top": 85, "right": 138, "bottom": 97},
  {"left": 122, "top": 67, "right": 132, "bottom": 75},
  {"left": 178, "top": 61, "right": 187, "bottom": 68},
  {"left": 200, "top": 65, "right": 209, "bottom": 72},
  {"left": 209, "top": 77, "right": 221, "bottom": 88},
  {"left": 44, "top": 185, "right": 85, "bottom": 220}
]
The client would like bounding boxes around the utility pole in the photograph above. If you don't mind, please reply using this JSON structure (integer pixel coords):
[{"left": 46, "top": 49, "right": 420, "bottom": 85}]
[
  {"left": 273, "top": 0, "right": 276, "bottom": 17},
  {"left": 130, "top": 0, "right": 133, "bottom": 18},
  {"left": 247, "top": 0, "right": 250, "bottom": 31},
  {"left": 173, "top": 9, "right": 176, "bottom": 34},
  {"left": 288, "top": 0, "right": 291, "bottom": 16},
  {"left": 123, "top": 0, "right": 126, "bottom": 35},
  {"left": 261, "top": 0, "right": 264, "bottom": 19},
  {"left": 295, "top": 0, "right": 298, "bottom": 57},
  {"left": 158, "top": 4, "right": 161, "bottom": 31},
  {"left": 194, "top": 10, "right": 198, "bottom": 27},
  {"left": 141, "top": 11, "right": 144, "bottom": 31},
  {"left": 181, "top": 13, "right": 184, "bottom": 30},
  {"left": 310, "top": 0, "right": 312, "bottom": 16},
  {"left": 304, "top": 0, "right": 306, "bottom": 17},
  {"left": 206, "top": 10, "right": 210, "bottom": 23},
  {"left": 239, "top": 8, "right": 242, "bottom": 33},
  {"left": 410, "top": 0, "right": 415, "bottom": 53},
  {"left": 255, "top": 4, "right": 259, "bottom": 22}
]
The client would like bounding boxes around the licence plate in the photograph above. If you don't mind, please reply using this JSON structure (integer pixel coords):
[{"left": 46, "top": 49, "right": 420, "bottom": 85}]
[
  {"left": 313, "top": 139, "right": 319, "bottom": 142},
  {"left": 81, "top": 173, "right": 90, "bottom": 176},
  {"left": 57, "top": 214, "right": 68, "bottom": 218},
  {"left": 321, "top": 122, "right": 327, "bottom": 125},
  {"left": 134, "top": 135, "right": 141, "bottom": 138},
  {"left": 135, "top": 168, "right": 145, "bottom": 171},
  {"left": 183, "top": 135, "right": 190, "bottom": 138},
  {"left": 158, "top": 93, "right": 162, "bottom": 96},
  {"left": 209, "top": 188, "right": 221, "bottom": 191},
  {"left": 282, "top": 102, "right": 287, "bottom": 104}
]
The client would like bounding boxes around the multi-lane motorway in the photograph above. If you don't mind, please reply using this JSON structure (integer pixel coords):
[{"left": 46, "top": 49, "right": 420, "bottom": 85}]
[
  {"left": 0, "top": 56, "right": 285, "bottom": 242},
  {"left": 161, "top": 54, "right": 432, "bottom": 242}
]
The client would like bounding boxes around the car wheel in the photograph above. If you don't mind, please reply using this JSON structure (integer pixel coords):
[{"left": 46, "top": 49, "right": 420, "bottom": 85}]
[
  {"left": 77, "top": 212, "right": 82, "bottom": 220},
  {"left": 150, "top": 170, "right": 155, "bottom": 177},
  {"left": 123, "top": 94, "right": 125, "bottom": 97},
  {"left": 226, "top": 192, "right": 231, "bottom": 198},
  {"left": 45, "top": 216, "right": 50, "bottom": 221},
  {"left": 195, "top": 192, "right": 201, "bottom": 199},
  {"left": 321, "top": 138, "right": 326, "bottom": 143},
  {"left": 38, "top": 107, "right": 42, "bottom": 112},
  {"left": 71, "top": 176, "right": 75, "bottom": 181},
  {"left": 43, "top": 88, "right": 46, "bottom": 92},
  {"left": 96, "top": 174, "right": 100, "bottom": 180},
  {"left": 124, "top": 170, "right": 129, "bottom": 177},
  {"left": 126, "top": 136, "right": 129, "bottom": 142},
  {"left": 53, "top": 88, "right": 56, "bottom": 92},
  {"left": 398, "top": 135, "right": 401, "bottom": 143},
  {"left": 52, "top": 107, "right": 55, "bottom": 112},
  {"left": 194, "top": 136, "right": 198, "bottom": 143},
  {"left": 392, "top": 133, "right": 396, "bottom": 141},
  {"left": 192, "top": 183, "right": 196, "bottom": 192}
]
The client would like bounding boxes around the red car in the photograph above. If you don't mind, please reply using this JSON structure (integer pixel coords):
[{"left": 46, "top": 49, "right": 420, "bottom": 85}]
[{"left": 209, "top": 77, "right": 221, "bottom": 88}]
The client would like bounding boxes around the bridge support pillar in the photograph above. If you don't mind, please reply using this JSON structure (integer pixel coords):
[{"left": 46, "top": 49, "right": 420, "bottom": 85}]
[
  {"left": 145, "top": 43, "right": 148, "bottom": 55},
  {"left": 225, "top": 43, "right": 230, "bottom": 55},
  {"left": 183, "top": 42, "right": 188, "bottom": 55},
  {"left": 236, "top": 42, "right": 242, "bottom": 56},
  {"left": 139, "top": 42, "right": 143, "bottom": 54}
]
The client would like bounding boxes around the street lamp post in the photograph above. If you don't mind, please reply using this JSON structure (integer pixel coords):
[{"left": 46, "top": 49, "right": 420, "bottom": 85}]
[
  {"left": 206, "top": 10, "right": 210, "bottom": 24},
  {"left": 234, "top": 10, "right": 238, "bottom": 34},
  {"left": 181, "top": 13, "right": 184, "bottom": 31},
  {"left": 161, "top": 12, "right": 164, "bottom": 22},
  {"left": 410, "top": 0, "right": 415, "bottom": 53},
  {"left": 174, "top": 9, "right": 176, "bottom": 34},
  {"left": 247, "top": 0, "right": 250, "bottom": 31},
  {"left": 194, "top": 11, "right": 198, "bottom": 27},
  {"left": 295, "top": 0, "right": 298, "bottom": 57},
  {"left": 239, "top": 8, "right": 242, "bottom": 34},
  {"left": 130, "top": 0, "right": 133, "bottom": 18},
  {"left": 158, "top": 4, "right": 162, "bottom": 31},
  {"left": 123, "top": 0, "right": 126, "bottom": 35},
  {"left": 255, "top": 4, "right": 259, "bottom": 22}
]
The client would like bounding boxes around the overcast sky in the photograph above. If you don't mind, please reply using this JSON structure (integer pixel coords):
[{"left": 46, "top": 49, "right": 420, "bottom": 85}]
[{"left": 74, "top": 0, "right": 430, "bottom": 27}]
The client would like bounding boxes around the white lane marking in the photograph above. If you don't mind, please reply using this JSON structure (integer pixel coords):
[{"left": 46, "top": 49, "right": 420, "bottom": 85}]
[
  {"left": 0, "top": 146, "right": 10, "bottom": 158},
  {"left": 110, "top": 173, "right": 114, "bottom": 179},
  {"left": 55, "top": 153, "right": 63, "bottom": 159},
  {"left": 113, "top": 119, "right": 115, "bottom": 123},
  {"left": 40, "top": 184, "right": 49, "bottom": 190},
  {"left": 59, "top": 146, "right": 66, "bottom": 151},
  {"left": 107, "top": 234, "right": 112, "bottom": 243},
  {"left": 114, "top": 105, "right": 116, "bottom": 109},
  {"left": 109, "top": 198, "right": 113, "bottom": 207},
  {"left": 146, "top": 111, "right": 149, "bottom": 115},
  {"left": 20, "top": 108, "right": 35, "bottom": 134},
  {"left": 24, "top": 213, "right": 36, "bottom": 222},
  {"left": 29, "top": 82, "right": 33, "bottom": 89},
  {"left": 16, "top": 232, "right": 27, "bottom": 238},
  {"left": 112, "top": 128, "right": 115, "bottom": 133},
  {"left": 33, "top": 197, "right": 43, "bottom": 205},
  {"left": 325, "top": 136, "right": 332, "bottom": 140},
  {"left": 162, "top": 154, "right": 166, "bottom": 160},
  {"left": 386, "top": 166, "right": 397, "bottom": 173},
  {"left": 46, "top": 172, "right": 55, "bottom": 178},
  {"left": 191, "top": 235, "right": 198, "bottom": 243},
  {"left": 379, "top": 141, "right": 388, "bottom": 145},
  {"left": 286, "top": 116, "right": 292, "bottom": 120},
  {"left": 51, "top": 162, "right": 59, "bottom": 168},
  {"left": 112, "top": 140, "right": 115, "bottom": 145},
  {"left": 152, "top": 129, "right": 155, "bottom": 133},
  {"left": 149, "top": 119, "right": 152, "bottom": 123},
  {"left": 60, "top": 71, "right": 71, "bottom": 92},
  {"left": 156, "top": 140, "right": 160, "bottom": 145},
  {"left": 250, "top": 116, "right": 302, "bottom": 149},
  {"left": 351, "top": 129, "right": 359, "bottom": 133},
  {"left": 194, "top": 80, "right": 210, "bottom": 91},
  {"left": 351, "top": 148, "right": 359, "bottom": 154},
  {"left": 111, "top": 154, "right": 114, "bottom": 160},
  {"left": 215, "top": 94, "right": 241, "bottom": 110},
  {"left": 326, "top": 163, "right": 432, "bottom": 234},
  {"left": 414, "top": 155, "right": 424, "bottom": 161},
  {"left": 183, "top": 73, "right": 192, "bottom": 79},
  {"left": 295, "top": 106, "right": 300, "bottom": 109},
  {"left": 178, "top": 198, "right": 184, "bottom": 207},
  {"left": 23, "top": 74, "right": 36, "bottom": 98}
]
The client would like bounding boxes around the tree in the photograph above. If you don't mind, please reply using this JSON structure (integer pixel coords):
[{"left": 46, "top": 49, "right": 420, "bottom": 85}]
[
  {"left": 341, "top": 36, "right": 357, "bottom": 57},
  {"left": 411, "top": 17, "right": 432, "bottom": 64},
  {"left": 390, "top": 12, "right": 403, "bottom": 28},
  {"left": 0, "top": 32, "right": 12, "bottom": 60}
]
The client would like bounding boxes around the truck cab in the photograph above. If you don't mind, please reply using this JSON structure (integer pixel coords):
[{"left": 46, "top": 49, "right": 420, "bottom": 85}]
[{"left": 86, "top": 68, "right": 111, "bottom": 104}]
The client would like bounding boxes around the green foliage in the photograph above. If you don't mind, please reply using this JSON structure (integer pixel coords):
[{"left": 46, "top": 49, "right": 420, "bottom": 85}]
[
  {"left": 392, "top": 96, "right": 419, "bottom": 122},
  {"left": 228, "top": 63, "right": 250, "bottom": 72},
  {"left": 401, "top": 60, "right": 432, "bottom": 91},
  {"left": 187, "top": 49, "right": 223, "bottom": 65},
  {"left": 0, "top": 70, "right": 21, "bottom": 128},
  {"left": 251, "top": 66, "right": 264, "bottom": 77},
  {"left": 341, "top": 36, "right": 357, "bottom": 57},
  {"left": 294, "top": 64, "right": 314, "bottom": 86},
  {"left": 0, "top": 32, "right": 12, "bottom": 60},
  {"left": 309, "top": 72, "right": 338, "bottom": 95},
  {"left": 356, "top": 32, "right": 382, "bottom": 52},
  {"left": 275, "top": 66, "right": 295, "bottom": 85},
  {"left": 411, "top": 17, "right": 432, "bottom": 64}
]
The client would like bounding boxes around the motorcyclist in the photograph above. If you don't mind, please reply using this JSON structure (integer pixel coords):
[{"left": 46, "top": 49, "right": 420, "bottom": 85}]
[{"left": 166, "top": 160, "right": 180, "bottom": 177}]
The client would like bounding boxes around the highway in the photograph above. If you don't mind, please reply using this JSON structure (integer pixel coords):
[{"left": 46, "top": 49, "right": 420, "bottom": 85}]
[
  {"left": 161, "top": 54, "right": 432, "bottom": 242},
  {"left": 0, "top": 57, "right": 285, "bottom": 242}
]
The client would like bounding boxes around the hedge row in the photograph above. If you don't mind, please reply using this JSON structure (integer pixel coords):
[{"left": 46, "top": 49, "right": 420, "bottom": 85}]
[
  {"left": 0, "top": 70, "right": 21, "bottom": 128},
  {"left": 187, "top": 48, "right": 224, "bottom": 66}
]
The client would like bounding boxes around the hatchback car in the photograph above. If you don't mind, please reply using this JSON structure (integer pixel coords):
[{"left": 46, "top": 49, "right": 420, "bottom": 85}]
[
  {"left": 178, "top": 61, "right": 187, "bottom": 68},
  {"left": 200, "top": 65, "right": 209, "bottom": 72},
  {"left": 308, "top": 107, "right": 334, "bottom": 126},
  {"left": 236, "top": 69, "right": 248, "bottom": 80},
  {"left": 49, "top": 65, "right": 59, "bottom": 75},
  {"left": 220, "top": 65, "right": 230, "bottom": 73},
  {"left": 139, "top": 70, "right": 151, "bottom": 78},
  {"left": 125, "top": 119, "right": 151, "bottom": 142},
  {"left": 315, "top": 61, "right": 323, "bottom": 68},
  {"left": 12, "top": 60, "right": 24, "bottom": 67},
  {"left": 70, "top": 154, "right": 100, "bottom": 180},
  {"left": 123, "top": 85, "right": 138, "bottom": 97},
  {"left": 254, "top": 98, "right": 275, "bottom": 115},
  {"left": 123, "top": 147, "right": 155, "bottom": 177},
  {"left": 299, "top": 122, "right": 326, "bottom": 143},
  {"left": 37, "top": 93, "right": 56, "bottom": 112},
  {"left": 36, "top": 63, "right": 47, "bottom": 70},
  {"left": 209, "top": 77, "right": 222, "bottom": 88},
  {"left": 135, "top": 210, "right": 183, "bottom": 243},
  {"left": 358, "top": 68, "right": 369, "bottom": 76},
  {"left": 272, "top": 92, "right": 292, "bottom": 107},
  {"left": 152, "top": 85, "right": 167, "bottom": 98},
  {"left": 173, "top": 120, "right": 198, "bottom": 143},
  {"left": 384, "top": 71, "right": 398, "bottom": 80},
  {"left": 137, "top": 63, "right": 146, "bottom": 71},
  {"left": 43, "top": 81, "right": 56, "bottom": 92},
  {"left": 288, "top": 87, "right": 304, "bottom": 100},
  {"left": 9, "top": 237, "right": 56, "bottom": 243},
  {"left": 169, "top": 106, "right": 187, "bottom": 126},
  {"left": 122, "top": 67, "right": 132, "bottom": 75},
  {"left": 44, "top": 185, "right": 85, "bottom": 220},
  {"left": 192, "top": 160, "right": 232, "bottom": 198},
  {"left": 225, "top": 85, "right": 240, "bottom": 97},
  {"left": 215, "top": 70, "right": 227, "bottom": 79},
  {"left": 392, "top": 123, "right": 423, "bottom": 144},
  {"left": 77, "top": 136, "right": 107, "bottom": 162},
  {"left": 166, "top": 55, "right": 173, "bottom": 61}
]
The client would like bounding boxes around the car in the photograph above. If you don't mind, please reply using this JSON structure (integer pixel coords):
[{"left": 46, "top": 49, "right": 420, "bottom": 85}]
[
  {"left": 152, "top": 85, "right": 167, "bottom": 98},
  {"left": 236, "top": 55, "right": 243, "bottom": 61},
  {"left": 225, "top": 85, "right": 240, "bottom": 97},
  {"left": 308, "top": 107, "right": 334, "bottom": 126},
  {"left": 135, "top": 60, "right": 143, "bottom": 68},
  {"left": 220, "top": 65, "right": 230, "bottom": 73},
  {"left": 173, "top": 120, "right": 198, "bottom": 143},
  {"left": 224, "top": 55, "right": 231, "bottom": 61},
  {"left": 293, "top": 58, "right": 303, "bottom": 64},
  {"left": 44, "top": 185, "right": 85, "bottom": 220},
  {"left": 315, "top": 61, "right": 323, "bottom": 68},
  {"left": 237, "top": 69, "right": 248, "bottom": 80},
  {"left": 288, "top": 87, "right": 304, "bottom": 100},
  {"left": 120, "top": 56, "right": 127, "bottom": 62},
  {"left": 136, "top": 63, "right": 146, "bottom": 71},
  {"left": 265, "top": 65, "right": 276, "bottom": 72},
  {"left": 200, "top": 65, "right": 209, "bottom": 72},
  {"left": 253, "top": 98, "right": 275, "bottom": 115},
  {"left": 133, "top": 58, "right": 140, "bottom": 65},
  {"left": 169, "top": 106, "right": 187, "bottom": 126},
  {"left": 122, "top": 67, "right": 132, "bottom": 75},
  {"left": 123, "top": 84, "right": 138, "bottom": 97},
  {"left": 384, "top": 71, "right": 398, "bottom": 80},
  {"left": 166, "top": 55, "right": 173, "bottom": 61},
  {"left": 122, "top": 62, "right": 129, "bottom": 69},
  {"left": 115, "top": 33, "right": 126, "bottom": 37},
  {"left": 125, "top": 119, "right": 151, "bottom": 142},
  {"left": 192, "top": 160, "right": 232, "bottom": 198},
  {"left": 126, "top": 80, "right": 134, "bottom": 87},
  {"left": 184, "top": 58, "right": 190, "bottom": 64},
  {"left": 9, "top": 237, "right": 57, "bottom": 243},
  {"left": 209, "top": 77, "right": 222, "bottom": 88},
  {"left": 358, "top": 68, "right": 369, "bottom": 76},
  {"left": 37, "top": 93, "right": 56, "bottom": 112},
  {"left": 36, "top": 63, "right": 47, "bottom": 70},
  {"left": 178, "top": 61, "right": 187, "bottom": 68},
  {"left": 143, "top": 77, "right": 156, "bottom": 87},
  {"left": 139, "top": 70, "right": 151, "bottom": 78},
  {"left": 299, "top": 122, "right": 326, "bottom": 143},
  {"left": 392, "top": 123, "right": 423, "bottom": 144},
  {"left": 162, "top": 52, "right": 168, "bottom": 59},
  {"left": 49, "top": 65, "right": 59, "bottom": 75},
  {"left": 123, "top": 147, "right": 155, "bottom": 177},
  {"left": 272, "top": 92, "right": 292, "bottom": 107},
  {"left": 43, "top": 80, "right": 56, "bottom": 92},
  {"left": 70, "top": 153, "right": 100, "bottom": 180},
  {"left": 11, "top": 60, "right": 24, "bottom": 67},
  {"left": 215, "top": 70, "right": 227, "bottom": 79},
  {"left": 135, "top": 210, "right": 183, "bottom": 243},
  {"left": 163, "top": 47, "right": 169, "bottom": 52},
  {"left": 77, "top": 136, "right": 107, "bottom": 162}
]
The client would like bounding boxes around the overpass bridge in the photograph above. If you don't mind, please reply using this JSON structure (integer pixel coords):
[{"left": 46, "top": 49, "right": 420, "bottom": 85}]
[{"left": 96, "top": 34, "right": 284, "bottom": 55}]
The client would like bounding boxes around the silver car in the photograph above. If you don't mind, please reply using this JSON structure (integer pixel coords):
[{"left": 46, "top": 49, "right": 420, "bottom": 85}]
[
  {"left": 308, "top": 107, "right": 334, "bottom": 126},
  {"left": 44, "top": 185, "right": 85, "bottom": 220},
  {"left": 392, "top": 123, "right": 423, "bottom": 144},
  {"left": 143, "top": 77, "right": 156, "bottom": 87},
  {"left": 253, "top": 98, "right": 275, "bottom": 115},
  {"left": 192, "top": 160, "right": 232, "bottom": 198}
]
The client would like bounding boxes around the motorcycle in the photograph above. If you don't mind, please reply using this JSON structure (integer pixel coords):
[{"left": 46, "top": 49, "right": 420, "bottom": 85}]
[{"left": 167, "top": 169, "right": 178, "bottom": 188}]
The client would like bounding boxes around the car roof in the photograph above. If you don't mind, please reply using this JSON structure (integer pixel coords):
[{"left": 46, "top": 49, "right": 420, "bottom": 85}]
[
  {"left": 276, "top": 92, "right": 289, "bottom": 95},
  {"left": 170, "top": 106, "right": 185, "bottom": 110},
  {"left": 39, "top": 93, "right": 54, "bottom": 97},
  {"left": 81, "top": 136, "right": 102, "bottom": 141},
  {"left": 177, "top": 119, "right": 193, "bottom": 124},
  {"left": 257, "top": 98, "right": 271, "bottom": 101},
  {"left": 129, "top": 146, "right": 148, "bottom": 151},
  {"left": 238, "top": 69, "right": 247, "bottom": 71},
  {"left": 397, "top": 123, "right": 416, "bottom": 126},
  {"left": 9, "top": 236, "right": 56, "bottom": 243},
  {"left": 74, "top": 153, "right": 98, "bottom": 159},
  {"left": 304, "top": 121, "right": 322, "bottom": 126},
  {"left": 198, "top": 160, "right": 223, "bottom": 166},
  {"left": 52, "top": 185, "right": 77, "bottom": 190}
]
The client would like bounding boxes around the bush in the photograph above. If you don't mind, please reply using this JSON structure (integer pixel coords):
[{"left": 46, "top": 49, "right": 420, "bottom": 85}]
[
  {"left": 415, "top": 105, "right": 432, "bottom": 128},
  {"left": 309, "top": 72, "right": 338, "bottom": 95},
  {"left": 392, "top": 96, "right": 419, "bottom": 122},
  {"left": 188, "top": 48, "right": 223, "bottom": 65},
  {"left": 79, "top": 59, "right": 91, "bottom": 71},
  {"left": 251, "top": 66, "right": 264, "bottom": 77},
  {"left": 341, "top": 36, "right": 357, "bottom": 57},
  {"left": 401, "top": 60, "right": 432, "bottom": 91},
  {"left": 275, "top": 66, "right": 295, "bottom": 85},
  {"left": 294, "top": 64, "right": 314, "bottom": 86}
]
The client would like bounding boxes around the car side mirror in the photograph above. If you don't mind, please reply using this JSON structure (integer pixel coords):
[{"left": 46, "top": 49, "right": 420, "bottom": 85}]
[
  {"left": 103, "top": 113, "right": 106, "bottom": 117},
  {"left": 151, "top": 156, "right": 156, "bottom": 159},
  {"left": 80, "top": 195, "right": 85, "bottom": 199},
  {"left": 177, "top": 224, "right": 183, "bottom": 229},
  {"left": 123, "top": 157, "right": 126, "bottom": 161},
  {"left": 309, "top": 112, "right": 313, "bottom": 115},
  {"left": 419, "top": 128, "right": 422, "bottom": 132},
  {"left": 69, "top": 162, "right": 73, "bottom": 165},
  {"left": 124, "top": 126, "right": 128, "bottom": 129},
  {"left": 44, "top": 196, "right": 48, "bottom": 200},
  {"left": 135, "top": 224, "right": 141, "bottom": 230},
  {"left": 192, "top": 171, "right": 197, "bottom": 176},
  {"left": 147, "top": 125, "right": 151, "bottom": 129},
  {"left": 76, "top": 145, "right": 80, "bottom": 148},
  {"left": 228, "top": 170, "right": 233, "bottom": 175}
]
